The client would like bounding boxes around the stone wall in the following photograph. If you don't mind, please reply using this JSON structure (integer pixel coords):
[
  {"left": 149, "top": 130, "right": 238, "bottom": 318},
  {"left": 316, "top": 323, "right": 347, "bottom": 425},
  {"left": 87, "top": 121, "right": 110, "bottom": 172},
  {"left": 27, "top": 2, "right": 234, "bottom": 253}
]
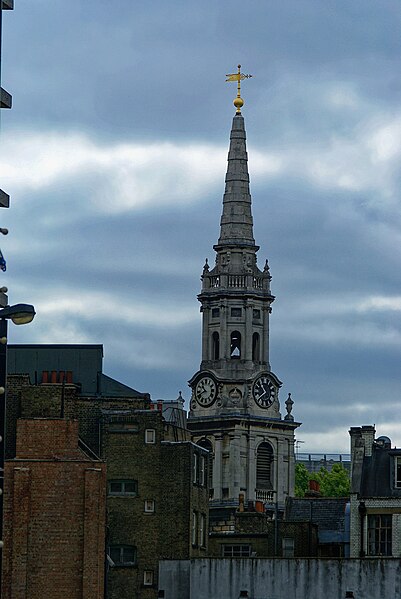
[{"left": 159, "top": 557, "right": 401, "bottom": 599}]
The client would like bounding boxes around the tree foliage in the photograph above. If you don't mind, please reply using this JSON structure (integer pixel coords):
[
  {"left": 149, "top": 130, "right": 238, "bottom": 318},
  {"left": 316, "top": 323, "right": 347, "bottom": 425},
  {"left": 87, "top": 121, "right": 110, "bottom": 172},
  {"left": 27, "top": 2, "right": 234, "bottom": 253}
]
[{"left": 295, "top": 462, "right": 350, "bottom": 497}]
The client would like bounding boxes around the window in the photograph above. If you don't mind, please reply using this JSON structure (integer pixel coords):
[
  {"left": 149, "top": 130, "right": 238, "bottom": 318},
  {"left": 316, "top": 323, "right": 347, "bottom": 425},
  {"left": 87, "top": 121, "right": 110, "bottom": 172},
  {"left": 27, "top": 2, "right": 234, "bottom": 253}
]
[
  {"left": 222, "top": 545, "right": 251, "bottom": 557},
  {"left": 230, "top": 331, "right": 241, "bottom": 359},
  {"left": 108, "top": 480, "right": 138, "bottom": 496},
  {"left": 212, "top": 331, "right": 220, "bottom": 359},
  {"left": 109, "top": 545, "right": 136, "bottom": 566},
  {"left": 192, "top": 511, "right": 198, "bottom": 545},
  {"left": 144, "top": 499, "right": 155, "bottom": 513},
  {"left": 231, "top": 307, "right": 242, "bottom": 317},
  {"left": 197, "top": 439, "right": 213, "bottom": 496},
  {"left": 145, "top": 429, "right": 155, "bottom": 444},
  {"left": 395, "top": 457, "right": 401, "bottom": 488},
  {"left": 368, "top": 514, "right": 392, "bottom": 556},
  {"left": 212, "top": 308, "right": 220, "bottom": 318},
  {"left": 193, "top": 452, "right": 198, "bottom": 484},
  {"left": 282, "top": 537, "right": 295, "bottom": 558},
  {"left": 108, "top": 421, "right": 139, "bottom": 433},
  {"left": 199, "top": 455, "right": 205, "bottom": 486},
  {"left": 252, "top": 332, "right": 260, "bottom": 361},
  {"left": 143, "top": 570, "right": 154, "bottom": 586},
  {"left": 256, "top": 442, "right": 273, "bottom": 490},
  {"left": 253, "top": 309, "right": 261, "bottom": 319},
  {"left": 199, "top": 513, "right": 206, "bottom": 547}
]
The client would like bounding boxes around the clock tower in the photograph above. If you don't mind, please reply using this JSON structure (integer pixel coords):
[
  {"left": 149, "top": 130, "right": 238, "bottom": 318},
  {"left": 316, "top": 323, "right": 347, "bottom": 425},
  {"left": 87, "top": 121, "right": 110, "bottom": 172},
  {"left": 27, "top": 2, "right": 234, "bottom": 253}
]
[{"left": 188, "top": 69, "right": 300, "bottom": 508}]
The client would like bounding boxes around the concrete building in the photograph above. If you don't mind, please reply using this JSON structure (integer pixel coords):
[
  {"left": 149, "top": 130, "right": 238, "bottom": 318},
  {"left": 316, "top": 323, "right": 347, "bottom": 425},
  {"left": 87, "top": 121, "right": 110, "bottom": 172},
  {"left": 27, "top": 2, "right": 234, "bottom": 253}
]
[
  {"left": 187, "top": 103, "right": 300, "bottom": 516},
  {"left": 349, "top": 425, "right": 401, "bottom": 558},
  {"left": 2, "top": 418, "right": 106, "bottom": 599}
]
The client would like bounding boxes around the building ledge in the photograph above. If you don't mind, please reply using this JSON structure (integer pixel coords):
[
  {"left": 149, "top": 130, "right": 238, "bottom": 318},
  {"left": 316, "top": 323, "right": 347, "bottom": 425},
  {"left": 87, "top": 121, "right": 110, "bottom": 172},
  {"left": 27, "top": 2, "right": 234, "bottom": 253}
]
[
  {"left": 0, "top": 87, "right": 12, "bottom": 109},
  {"left": 0, "top": 189, "right": 10, "bottom": 208},
  {"left": 1, "top": 0, "right": 14, "bottom": 9}
]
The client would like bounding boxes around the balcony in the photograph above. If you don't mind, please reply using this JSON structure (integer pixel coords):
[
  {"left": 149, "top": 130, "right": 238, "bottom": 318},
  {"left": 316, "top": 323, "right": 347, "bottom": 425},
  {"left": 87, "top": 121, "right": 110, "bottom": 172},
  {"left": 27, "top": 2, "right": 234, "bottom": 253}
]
[{"left": 255, "top": 489, "right": 275, "bottom": 502}]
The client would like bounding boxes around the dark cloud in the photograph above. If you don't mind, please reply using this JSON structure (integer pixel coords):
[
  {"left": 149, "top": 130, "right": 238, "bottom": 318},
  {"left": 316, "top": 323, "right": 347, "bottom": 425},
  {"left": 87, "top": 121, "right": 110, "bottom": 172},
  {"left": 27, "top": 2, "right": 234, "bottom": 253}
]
[{"left": 1, "top": 0, "right": 401, "bottom": 452}]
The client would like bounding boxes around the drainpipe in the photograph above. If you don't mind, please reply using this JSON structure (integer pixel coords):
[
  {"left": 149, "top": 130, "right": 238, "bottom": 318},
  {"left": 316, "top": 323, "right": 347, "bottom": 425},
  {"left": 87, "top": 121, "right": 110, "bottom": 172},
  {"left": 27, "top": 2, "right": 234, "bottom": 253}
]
[{"left": 358, "top": 501, "right": 366, "bottom": 557}]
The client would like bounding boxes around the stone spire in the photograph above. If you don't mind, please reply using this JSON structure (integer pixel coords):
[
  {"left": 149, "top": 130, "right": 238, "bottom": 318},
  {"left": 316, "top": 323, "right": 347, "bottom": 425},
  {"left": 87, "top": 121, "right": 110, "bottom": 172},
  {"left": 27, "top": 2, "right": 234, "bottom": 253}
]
[{"left": 215, "top": 114, "right": 256, "bottom": 249}]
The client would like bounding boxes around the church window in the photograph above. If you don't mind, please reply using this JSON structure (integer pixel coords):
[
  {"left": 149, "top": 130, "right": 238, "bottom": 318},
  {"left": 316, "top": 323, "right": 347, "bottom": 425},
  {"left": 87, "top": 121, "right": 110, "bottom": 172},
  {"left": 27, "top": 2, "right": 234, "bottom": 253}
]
[
  {"left": 368, "top": 514, "right": 392, "bottom": 556},
  {"left": 230, "top": 331, "right": 241, "bottom": 359},
  {"left": 231, "top": 307, "right": 242, "bottom": 317},
  {"left": 109, "top": 545, "right": 137, "bottom": 566},
  {"left": 256, "top": 442, "right": 273, "bottom": 489},
  {"left": 212, "top": 308, "right": 220, "bottom": 318},
  {"left": 212, "top": 332, "right": 220, "bottom": 359},
  {"left": 108, "top": 480, "right": 138, "bottom": 496},
  {"left": 253, "top": 309, "right": 261, "bottom": 319},
  {"left": 252, "top": 332, "right": 260, "bottom": 361}
]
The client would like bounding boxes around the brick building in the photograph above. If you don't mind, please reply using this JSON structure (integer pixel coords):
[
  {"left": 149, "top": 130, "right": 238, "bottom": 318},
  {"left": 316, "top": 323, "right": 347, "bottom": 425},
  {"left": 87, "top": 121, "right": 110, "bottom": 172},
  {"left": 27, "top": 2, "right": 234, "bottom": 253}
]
[
  {"left": 2, "top": 418, "right": 106, "bottom": 599},
  {"left": 349, "top": 425, "right": 401, "bottom": 558},
  {"left": 3, "top": 344, "right": 209, "bottom": 599}
]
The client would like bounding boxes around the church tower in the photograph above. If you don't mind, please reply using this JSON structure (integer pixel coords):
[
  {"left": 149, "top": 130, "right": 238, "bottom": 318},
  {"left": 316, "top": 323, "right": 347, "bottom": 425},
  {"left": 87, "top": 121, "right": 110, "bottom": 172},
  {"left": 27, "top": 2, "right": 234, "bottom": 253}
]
[{"left": 188, "top": 67, "right": 300, "bottom": 509}]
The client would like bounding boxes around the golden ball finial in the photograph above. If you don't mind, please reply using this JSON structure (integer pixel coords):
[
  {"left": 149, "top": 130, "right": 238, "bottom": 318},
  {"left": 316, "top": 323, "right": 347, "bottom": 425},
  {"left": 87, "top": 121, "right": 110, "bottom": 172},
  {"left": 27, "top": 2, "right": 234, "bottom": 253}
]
[{"left": 234, "top": 96, "right": 244, "bottom": 113}]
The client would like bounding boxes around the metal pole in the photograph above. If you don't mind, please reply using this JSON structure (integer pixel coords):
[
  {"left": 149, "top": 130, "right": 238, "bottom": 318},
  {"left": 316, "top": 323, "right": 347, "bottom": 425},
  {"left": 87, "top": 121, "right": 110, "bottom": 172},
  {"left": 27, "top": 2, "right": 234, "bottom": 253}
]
[{"left": 0, "top": 317, "right": 8, "bottom": 597}]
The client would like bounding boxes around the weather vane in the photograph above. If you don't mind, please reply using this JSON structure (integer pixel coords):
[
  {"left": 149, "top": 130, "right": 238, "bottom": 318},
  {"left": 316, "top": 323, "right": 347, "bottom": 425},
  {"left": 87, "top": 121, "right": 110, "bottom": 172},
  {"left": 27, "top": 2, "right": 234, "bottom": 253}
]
[{"left": 226, "top": 64, "right": 252, "bottom": 114}]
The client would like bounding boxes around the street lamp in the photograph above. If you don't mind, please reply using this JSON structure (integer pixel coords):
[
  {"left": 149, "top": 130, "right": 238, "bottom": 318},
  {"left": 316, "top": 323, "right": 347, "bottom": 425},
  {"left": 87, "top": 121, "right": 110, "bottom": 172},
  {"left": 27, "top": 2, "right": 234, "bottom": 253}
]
[{"left": 0, "top": 302, "right": 35, "bottom": 593}]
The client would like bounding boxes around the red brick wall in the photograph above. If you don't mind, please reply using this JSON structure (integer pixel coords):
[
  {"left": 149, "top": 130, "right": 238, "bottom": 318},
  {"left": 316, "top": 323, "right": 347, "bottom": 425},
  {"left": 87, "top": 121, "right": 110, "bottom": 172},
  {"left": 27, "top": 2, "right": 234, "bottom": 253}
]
[{"left": 1, "top": 419, "right": 106, "bottom": 599}]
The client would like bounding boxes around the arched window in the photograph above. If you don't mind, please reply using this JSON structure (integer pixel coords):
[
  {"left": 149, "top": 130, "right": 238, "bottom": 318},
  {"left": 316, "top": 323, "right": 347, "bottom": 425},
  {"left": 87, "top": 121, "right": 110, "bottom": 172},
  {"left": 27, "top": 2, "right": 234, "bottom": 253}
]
[
  {"left": 252, "top": 332, "right": 260, "bottom": 362},
  {"left": 256, "top": 442, "right": 273, "bottom": 489},
  {"left": 197, "top": 438, "right": 214, "bottom": 497},
  {"left": 212, "top": 332, "right": 220, "bottom": 360},
  {"left": 230, "top": 331, "right": 241, "bottom": 359}
]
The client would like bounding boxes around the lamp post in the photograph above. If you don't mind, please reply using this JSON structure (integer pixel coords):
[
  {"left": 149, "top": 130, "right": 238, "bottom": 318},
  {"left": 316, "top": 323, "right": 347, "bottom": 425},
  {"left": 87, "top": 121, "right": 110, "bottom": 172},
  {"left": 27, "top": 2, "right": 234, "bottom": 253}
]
[{"left": 0, "top": 302, "right": 35, "bottom": 595}]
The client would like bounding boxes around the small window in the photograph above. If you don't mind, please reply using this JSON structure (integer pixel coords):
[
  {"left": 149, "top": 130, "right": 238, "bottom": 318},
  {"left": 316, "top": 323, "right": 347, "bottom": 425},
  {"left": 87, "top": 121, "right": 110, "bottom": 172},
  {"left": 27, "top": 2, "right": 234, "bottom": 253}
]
[
  {"left": 109, "top": 545, "right": 136, "bottom": 566},
  {"left": 212, "top": 308, "right": 220, "bottom": 318},
  {"left": 143, "top": 570, "right": 154, "bottom": 586},
  {"left": 222, "top": 544, "right": 251, "bottom": 557},
  {"left": 282, "top": 537, "right": 295, "bottom": 558},
  {"left": 144, "top": 499, "right": 155, "bottom": 513},
  {"left": 108, "top": 480, "right": 138, "bottom": 496},
  {"left": 231, "top": 307, "right": 242, "bottom": 317},
  {"left": 199, "top": 513, "right": 206, "bottom": 547},
  {"left": 199, "top": 455, "right": 206, "bottom": 486},
  {"left": 212, "top": 331, "right": 220, "bottom": 359},
  {"left": 192, "top": 511, "right": 198, "bottom": 546},
  {"left": 395, "top": 457, "right": 401, "bottom": 488},
  {"left": 253, "top": 309, "right": 261, "bottom": 319},
  {"left": 193, "top": 452, "right": 198, "bottom": 484},
  {"left": 252, "top": 332, "right": 260, "bottom": 361},
  {"left": 145, "top": 429, "right": 156, "bottom": 444}
]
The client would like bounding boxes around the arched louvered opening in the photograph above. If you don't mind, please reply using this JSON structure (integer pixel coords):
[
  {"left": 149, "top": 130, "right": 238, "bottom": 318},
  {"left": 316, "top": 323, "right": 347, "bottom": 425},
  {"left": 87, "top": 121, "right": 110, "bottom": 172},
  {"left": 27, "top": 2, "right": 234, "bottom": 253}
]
[
  {"left": 230, "top": 331, "right": 241, "bottom": 359},
  {"left": 256, "top": 442, "right": 273, "bottom": 490},
  {"left": 212, "top": 332, "right": 220, "bottom": 360},
  {"left": 197, "top": 438, "right": 214, "bottom": 498},
  {"left": 252, "top": 332, "right": 260, "bottom": 361}
]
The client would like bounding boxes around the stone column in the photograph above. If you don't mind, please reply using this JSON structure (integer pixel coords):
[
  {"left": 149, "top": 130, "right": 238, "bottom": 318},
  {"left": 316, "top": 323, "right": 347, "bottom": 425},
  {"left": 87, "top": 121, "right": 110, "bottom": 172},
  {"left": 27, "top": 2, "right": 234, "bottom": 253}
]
[
  {"left": 201, "top": 304, "right": 210, "bottom": 361},
  {"left": 229, "top": 432, "right": 241, "bottom": 500},
  {"left": 247, "top": 431, "right": 257, "bottom": 502},
  {"left": 213, "top": 435, "right": 223, "bottom": 500},
  {"left": 220, "top": 301, "right": 228, "bottom": 359},
  {"left": 262, "top": 306, "right": 270, "bottom": 366},
  {"left": 244, "top": 302, "right": 252, "bottom": 361}
]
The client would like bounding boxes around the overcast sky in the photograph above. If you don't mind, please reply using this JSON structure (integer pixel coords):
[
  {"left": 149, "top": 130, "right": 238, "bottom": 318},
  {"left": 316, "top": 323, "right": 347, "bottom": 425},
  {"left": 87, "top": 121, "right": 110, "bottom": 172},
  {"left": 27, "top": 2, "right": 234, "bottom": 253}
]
[{"left": 1, "top": 0, "right": 401, "bottom": 453}]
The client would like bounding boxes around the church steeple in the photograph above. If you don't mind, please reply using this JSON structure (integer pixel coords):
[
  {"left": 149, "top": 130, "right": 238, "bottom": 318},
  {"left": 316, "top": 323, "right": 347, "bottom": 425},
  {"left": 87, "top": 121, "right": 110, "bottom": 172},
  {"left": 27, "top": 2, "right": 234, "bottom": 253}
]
[
  {"left": 187, "top": 75, "right": 299, "bottom": 508},
  {"left": 216, "top": 114, "right": 255, "bottom": 249}
]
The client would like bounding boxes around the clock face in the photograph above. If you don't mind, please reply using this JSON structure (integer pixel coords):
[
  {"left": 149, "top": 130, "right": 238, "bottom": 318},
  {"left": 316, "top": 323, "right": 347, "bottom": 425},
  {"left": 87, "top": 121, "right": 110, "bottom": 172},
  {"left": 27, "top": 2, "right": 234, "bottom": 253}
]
[
  {"left": 195, "top": 376, "right": 217, "bottom": 407},
  {"left": 252, "top": 376, "right": 275, "bottom": 408}
]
